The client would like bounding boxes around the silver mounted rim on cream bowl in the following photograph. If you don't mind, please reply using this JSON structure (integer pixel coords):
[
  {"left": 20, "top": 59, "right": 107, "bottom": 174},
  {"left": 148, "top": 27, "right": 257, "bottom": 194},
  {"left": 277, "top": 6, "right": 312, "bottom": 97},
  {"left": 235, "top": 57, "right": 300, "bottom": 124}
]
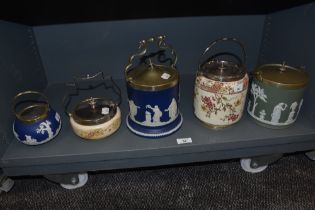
[
  {"left": 63, "top": 72, "right": 122, "bottom": 140},
  {"left": 70, "top": 107, "right": 121, "bottom": 140}
]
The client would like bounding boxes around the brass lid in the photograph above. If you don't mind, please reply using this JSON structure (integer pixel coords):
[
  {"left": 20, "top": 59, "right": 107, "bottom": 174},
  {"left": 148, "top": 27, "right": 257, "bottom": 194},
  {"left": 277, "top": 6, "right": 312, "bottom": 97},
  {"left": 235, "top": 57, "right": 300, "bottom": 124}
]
[
  {"left": 126, "top": 62, "right": 179, "bottom": 91},
  {"left": 254, "top": 63, "right": 309, "bottom": 89},
  {"left": 13, "top": 91, "right": 49, "bottom": 124},
  {"left": 71, "top": 97, "right": 117, "bottom": 126},
  {"left": 199, "top": 60, "right": 246, "bottom": 82}
]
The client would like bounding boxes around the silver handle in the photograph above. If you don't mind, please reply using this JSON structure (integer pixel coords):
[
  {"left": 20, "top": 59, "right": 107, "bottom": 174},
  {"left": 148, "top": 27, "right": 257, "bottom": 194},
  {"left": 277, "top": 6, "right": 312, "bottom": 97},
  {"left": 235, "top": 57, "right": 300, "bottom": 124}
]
[
  {"left": 125, "top": 35, "right": 178, "bottom": 77},
  {"left": 199, "top": 37, "right": 246, "bottom": 69},
  {"left": 12, "top": 90, "right": 49, "bottom": 120},
  {"left": 63, "top": 72, "right": 121, "bottom": 117}
]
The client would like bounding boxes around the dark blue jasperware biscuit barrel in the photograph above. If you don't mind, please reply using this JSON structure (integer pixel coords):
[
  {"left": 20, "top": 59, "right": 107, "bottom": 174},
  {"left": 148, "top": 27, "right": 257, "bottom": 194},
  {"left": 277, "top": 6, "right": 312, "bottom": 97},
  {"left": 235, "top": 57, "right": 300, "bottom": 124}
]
[
  {"left": 12, "top": 91, "right": 62, "bottom": 145},
  {"left": 125, "top": 36, "right": 182, "bottom": 138}
]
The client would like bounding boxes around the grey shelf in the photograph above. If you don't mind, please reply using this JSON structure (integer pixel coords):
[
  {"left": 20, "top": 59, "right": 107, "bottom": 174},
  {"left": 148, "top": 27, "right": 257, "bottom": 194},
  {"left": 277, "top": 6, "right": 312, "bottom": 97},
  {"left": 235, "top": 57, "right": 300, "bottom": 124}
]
[
  {"left": 2, "top": 75, "right": 315, "bottom": 176},
  {"left": 1, "top": 3, "right": 315, "bottom": 176}
]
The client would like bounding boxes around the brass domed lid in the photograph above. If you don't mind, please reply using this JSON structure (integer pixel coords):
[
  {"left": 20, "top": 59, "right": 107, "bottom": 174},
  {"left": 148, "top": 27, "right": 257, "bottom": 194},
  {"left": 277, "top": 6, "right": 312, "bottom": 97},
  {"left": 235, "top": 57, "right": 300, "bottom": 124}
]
[
  {"left": 126, "top": 62, "right": 178, "bottom": 91},
  {"left": 254, "top": 62, "right": 309, "bottom": 89}
]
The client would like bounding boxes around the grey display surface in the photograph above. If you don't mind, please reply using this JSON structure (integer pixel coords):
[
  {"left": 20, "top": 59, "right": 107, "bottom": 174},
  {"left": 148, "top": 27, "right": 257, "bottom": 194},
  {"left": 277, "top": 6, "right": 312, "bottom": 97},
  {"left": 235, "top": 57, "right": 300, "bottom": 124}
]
[
  {"left": 1, "top": 4, "right": 315, "bottom": 177},
  {"left": 4, "top": 140, "right": 315, "bottom": 176},
  {"left": 1, "top": 75, "right": 315, "bottom": 176}
]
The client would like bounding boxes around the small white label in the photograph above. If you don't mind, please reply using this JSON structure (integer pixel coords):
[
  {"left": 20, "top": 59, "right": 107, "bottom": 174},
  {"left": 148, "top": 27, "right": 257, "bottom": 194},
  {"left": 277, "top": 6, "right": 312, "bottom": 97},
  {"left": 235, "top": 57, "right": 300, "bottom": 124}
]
[
  {"left": 102, "top": 107, "right": 109, "bottom": 115},
  {"left": 234, "top": 82, "right": 243, "bottom": 92},
  {"left": 177, "top": 137, "right": 192, "bottom": 145},
  {"left": 161, "top": 73, "right": 171, "bottom": 80}
]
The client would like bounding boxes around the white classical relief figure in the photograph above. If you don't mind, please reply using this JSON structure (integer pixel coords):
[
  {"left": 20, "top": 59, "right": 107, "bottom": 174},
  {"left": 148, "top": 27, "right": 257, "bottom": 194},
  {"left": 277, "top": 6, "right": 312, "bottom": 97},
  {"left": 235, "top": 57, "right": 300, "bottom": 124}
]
[
  {"left": 144, "top": 111, "right": 152, "bottom": 124},
  {"left": 259, "top": 109, "right": 266, "bottom": 120},
  {"left": 36, "top": 120, "right": 53, "bottom": 138},
  {"left": 129, "top": 100, "right": 140, "bottom": 120},
  {"left": 285, "top": 101, "right": 298, "bottom": 123},
  {"left": 25, "top": 135, "right": 38, "bottom": 144},
  {"left": 271, "top": 103, "right": 287, "bottom": 123},
  {"left": 165, "top": 98, "right": 177, "bottom": 121},
  {"left": 131, "top": 99, "right": 178, "bottom": 127},
  {"left": 146, "top": 105, "right": 162, "bottom": 123},
  {"left": 250, "top": 83, "right": 267, "bottom": 115}
]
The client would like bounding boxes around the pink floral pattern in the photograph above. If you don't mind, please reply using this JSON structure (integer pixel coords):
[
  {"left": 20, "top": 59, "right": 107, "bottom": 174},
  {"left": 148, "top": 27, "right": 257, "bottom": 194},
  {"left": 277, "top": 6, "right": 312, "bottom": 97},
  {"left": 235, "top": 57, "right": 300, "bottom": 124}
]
[
  {"left": 201, "top": 96, "right": 216, "bottom": 117},
  {"left": 194, "top": 74, "right": 248, "bottom": 125},
  {"left": 200, "top": 94, "right": 239, "bottom": 122},
  {"left": 196, "top": 74, "right": 249, "bottom": 95},
  {"left": 225, "top": 113, "right": 239, "bottom": 122}
]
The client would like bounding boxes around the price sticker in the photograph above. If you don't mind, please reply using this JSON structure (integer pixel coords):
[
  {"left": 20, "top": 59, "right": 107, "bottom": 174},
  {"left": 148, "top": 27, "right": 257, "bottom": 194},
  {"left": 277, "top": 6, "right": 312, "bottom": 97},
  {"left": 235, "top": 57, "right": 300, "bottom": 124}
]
[
  {"left": 234, "top": 82, "right": 243, "bottom": 92},
  {"left": 161, "top": 73, "right": 171, "bottom": 80},
  {"left": 102, "top": 107, "right": 109, "bottom": 115},
  {"left": 177, "top": 137, "right": 192, "bottom": 145}
]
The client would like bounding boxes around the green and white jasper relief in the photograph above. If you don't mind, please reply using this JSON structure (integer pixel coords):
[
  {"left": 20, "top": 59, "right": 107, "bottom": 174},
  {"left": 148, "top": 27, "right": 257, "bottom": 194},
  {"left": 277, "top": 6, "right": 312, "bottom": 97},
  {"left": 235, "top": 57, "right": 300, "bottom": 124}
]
[{"left": 247, "top": 79, "right": 305, "bottom": 127}]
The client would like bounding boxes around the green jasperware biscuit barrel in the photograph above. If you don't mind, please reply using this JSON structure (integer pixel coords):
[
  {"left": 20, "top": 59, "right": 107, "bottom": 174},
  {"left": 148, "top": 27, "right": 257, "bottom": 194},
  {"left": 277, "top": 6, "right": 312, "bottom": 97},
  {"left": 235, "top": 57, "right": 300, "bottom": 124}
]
[{"left": 247, "top": 63, "right": 309, "bottom": 128}]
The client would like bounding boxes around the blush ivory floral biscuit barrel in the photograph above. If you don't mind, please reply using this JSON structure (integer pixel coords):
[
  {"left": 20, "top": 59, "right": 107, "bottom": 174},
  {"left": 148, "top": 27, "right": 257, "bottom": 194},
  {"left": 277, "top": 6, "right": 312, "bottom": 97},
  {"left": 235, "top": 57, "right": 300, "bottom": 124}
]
[
  {"left": 194, "top": 37, "right": 249, "bottom": 129},
  {"left": 64, "top": 72, "right": 122, "bottom": 140},
  {"left": 12, "top": 91, "right": 62, "bottom": 145},
  {"left": 125, "top": 36, "right": 182, "bottom": 138},
  {"left": 247, "top": 63, "right": 309, "bottom": 128}
]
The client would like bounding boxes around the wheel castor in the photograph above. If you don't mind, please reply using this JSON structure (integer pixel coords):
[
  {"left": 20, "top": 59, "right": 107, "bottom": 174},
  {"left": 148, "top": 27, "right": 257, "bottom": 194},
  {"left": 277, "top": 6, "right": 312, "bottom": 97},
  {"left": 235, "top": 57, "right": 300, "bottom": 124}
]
[
  {"left": 240, "top": 158, "right": 268, "bottom": 173},
  {"left": 60, "top": 173, "right": 88, "bottom": 190},
  {"left": 305, "top": 150, "right": 315, "bottom": 161},
  {"left": 0, "top": 176, "right": 14, "bottom": 193}
]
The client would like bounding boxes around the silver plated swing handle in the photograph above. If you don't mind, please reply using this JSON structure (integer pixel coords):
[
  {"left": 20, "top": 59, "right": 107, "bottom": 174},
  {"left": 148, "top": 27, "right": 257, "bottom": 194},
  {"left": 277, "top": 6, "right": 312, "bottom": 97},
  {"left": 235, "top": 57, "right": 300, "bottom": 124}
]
[
  {"left": 63, "top": 72, "right": 121, "bottom": 117},
  {"left": 125, "top": 35, "right": 178, "bottom": 77},
  {"left": 199, "top": 37, "right": 246, "bottom": 69}
]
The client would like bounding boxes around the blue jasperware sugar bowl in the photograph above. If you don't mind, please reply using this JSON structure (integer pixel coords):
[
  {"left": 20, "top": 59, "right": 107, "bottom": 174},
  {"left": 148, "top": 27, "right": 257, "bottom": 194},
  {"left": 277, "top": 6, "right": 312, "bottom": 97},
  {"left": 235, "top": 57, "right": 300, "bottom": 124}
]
[
  {"left": 125, "top": 35, "right": 183, "bottom": 138},
  {"left": 12, "top": 91, "right": 62, "bottom": 145}
]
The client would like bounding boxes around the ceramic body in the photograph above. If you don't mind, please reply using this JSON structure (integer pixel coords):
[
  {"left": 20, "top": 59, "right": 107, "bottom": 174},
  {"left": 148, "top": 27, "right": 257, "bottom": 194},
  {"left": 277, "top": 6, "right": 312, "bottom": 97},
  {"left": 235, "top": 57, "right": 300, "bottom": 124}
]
[
  {"left": 194, "top": 74, "right": 249, "bottom": 128},
  {"left": 70, "top": 107, "right": 121, "bottom": 140},
  {"left": 13, "top": 108, "right": 62, "bottom": 145},
  {"left": 126, "top": 83, "right": 182, "bottom": 138},
  {"left": 247, "top": 79, "right": 306, "bottom": 128}
]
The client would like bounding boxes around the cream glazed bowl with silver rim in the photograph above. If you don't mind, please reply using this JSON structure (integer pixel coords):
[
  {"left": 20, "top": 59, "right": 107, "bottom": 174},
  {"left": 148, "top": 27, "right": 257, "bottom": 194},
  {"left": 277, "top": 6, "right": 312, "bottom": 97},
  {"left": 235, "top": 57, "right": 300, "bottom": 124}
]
[
  {"left": 69, "top": 97, "right": 121, "bottom": 140},
  {"left": 64, "top": 72, "right": 122, "bottom": 140}
]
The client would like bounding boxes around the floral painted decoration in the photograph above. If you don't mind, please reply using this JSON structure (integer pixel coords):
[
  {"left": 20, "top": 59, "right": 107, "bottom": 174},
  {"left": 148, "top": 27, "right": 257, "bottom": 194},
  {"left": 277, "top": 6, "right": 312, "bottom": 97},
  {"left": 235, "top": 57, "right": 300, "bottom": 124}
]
[{"left": 194, "top": 74, "right": 248, "bottom": 126}]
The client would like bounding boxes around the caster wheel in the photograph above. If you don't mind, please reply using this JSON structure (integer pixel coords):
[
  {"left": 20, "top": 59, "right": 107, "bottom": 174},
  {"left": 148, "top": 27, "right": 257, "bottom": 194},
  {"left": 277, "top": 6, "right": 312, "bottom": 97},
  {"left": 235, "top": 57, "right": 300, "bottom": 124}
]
[
  {"left": 240, "top": 158, "right": 268, "bottom": 173},
  {"left": 305, "top": 151, "right": 315, "bottom": 161},
  {"left": 0, "top": 177, "right": 14, "bottom": 193},
  {"left": 60, "top": 173, "right": 88, "bottom": 190}
]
